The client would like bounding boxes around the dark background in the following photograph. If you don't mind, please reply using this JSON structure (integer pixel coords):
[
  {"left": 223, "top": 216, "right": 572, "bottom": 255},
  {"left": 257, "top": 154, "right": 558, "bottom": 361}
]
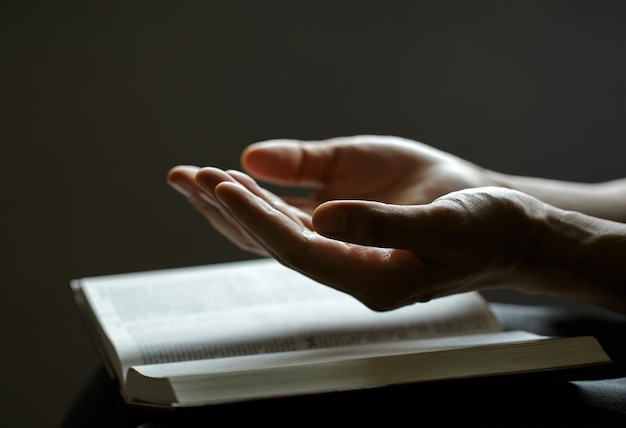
[{"left": 2, "top": 1, "right": 625, "bottom": 426}]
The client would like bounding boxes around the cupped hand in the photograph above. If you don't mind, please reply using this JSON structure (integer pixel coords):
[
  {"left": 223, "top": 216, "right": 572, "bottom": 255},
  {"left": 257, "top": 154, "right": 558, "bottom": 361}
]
[
  {"left": 166, "top": 136, "right": 542, "bottom": 309},
  {"left": 213, "top": 181, "right": 543, "bottom": 310},
  {"left": 239, "top": 135, "right": 495, "bottom": 210},
  {"left": 167, "top": 136, "right": 626, "bottom": 312},
  {"left": 170, "top": 155, "right": 544, "bottom": 310},
  {"left": 168, "top": 135, "right": 501, "bottom": 256}
]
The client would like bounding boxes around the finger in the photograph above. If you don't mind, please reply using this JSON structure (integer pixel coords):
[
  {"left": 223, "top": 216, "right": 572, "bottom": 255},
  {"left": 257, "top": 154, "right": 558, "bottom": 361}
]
[
  {"left": 194, "top": 167, "right": 238, "bottom": 205},
  {"left": 193, "top": 166, "right": 312, "bottom": 255},
  {"left": 226, "top": 170, "right": 313, "bottom": 229},
  {"left": 240, "top": 136, "right": 419, "bottom": 199},
  {"left": 169, "top": 166, "right": 268, "bottom": 255},
  {"left": 189, "top": 192, "right": 269, "bottom": 256},
  {"left": 167, "top": 165, "right": 202, "bottom": 197},
  {"left": 213, "top": 181, "right": 425, "bottom": 310},
  {"left": 312, "top": 200, "right": 445, "bottom": 253},
  {"left": 241, "top": 139, "right": 341, "bottom": 187},
  {"left": 169, "top": 165, "right": 221, "bottom": 209}
]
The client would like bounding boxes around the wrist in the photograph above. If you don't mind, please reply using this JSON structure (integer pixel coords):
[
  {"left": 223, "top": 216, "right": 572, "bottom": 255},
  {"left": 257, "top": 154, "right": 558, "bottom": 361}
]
[{"left": 524, "top": 204, "right": 626, "bottom": 313}]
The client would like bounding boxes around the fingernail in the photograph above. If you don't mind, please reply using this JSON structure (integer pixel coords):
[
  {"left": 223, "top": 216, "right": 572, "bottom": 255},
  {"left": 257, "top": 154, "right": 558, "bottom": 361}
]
[{"left": 314, "top": 207, "right": 348, "bottom": 235}]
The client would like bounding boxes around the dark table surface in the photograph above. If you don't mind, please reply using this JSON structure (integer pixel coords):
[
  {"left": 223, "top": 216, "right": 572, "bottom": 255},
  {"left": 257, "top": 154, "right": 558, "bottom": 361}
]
[{"left": 62, "top": 303, "right": 626, "bottom": 428}]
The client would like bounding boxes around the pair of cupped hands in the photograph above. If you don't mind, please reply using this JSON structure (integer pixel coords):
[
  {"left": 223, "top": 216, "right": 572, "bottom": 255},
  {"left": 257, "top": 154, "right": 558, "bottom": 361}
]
[{"left": 168, "top": 135, "right": 544, "bottom": 311}]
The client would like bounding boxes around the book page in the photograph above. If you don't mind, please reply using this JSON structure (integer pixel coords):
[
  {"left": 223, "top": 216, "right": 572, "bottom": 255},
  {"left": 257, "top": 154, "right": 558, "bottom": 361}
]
[
  {"left": 79, "top": 259, "right": 501, "bottom": 381},
  {"left": 126, "top": 332, "right": 610, "bottom": 405},
  {"left": 132, "top": 331, "right": 546, "bottom": 380}
]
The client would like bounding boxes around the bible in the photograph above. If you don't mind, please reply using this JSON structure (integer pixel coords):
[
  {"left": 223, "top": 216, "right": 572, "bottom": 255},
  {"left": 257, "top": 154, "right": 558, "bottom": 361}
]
[{"left": 71, "top": 258, "right": 612, "bottom": 408}]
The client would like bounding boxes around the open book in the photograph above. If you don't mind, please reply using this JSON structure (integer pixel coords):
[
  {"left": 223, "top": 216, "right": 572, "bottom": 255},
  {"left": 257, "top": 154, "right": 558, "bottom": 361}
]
[{"left": 71, "top": 258, "right": 611, "bottom": 408}]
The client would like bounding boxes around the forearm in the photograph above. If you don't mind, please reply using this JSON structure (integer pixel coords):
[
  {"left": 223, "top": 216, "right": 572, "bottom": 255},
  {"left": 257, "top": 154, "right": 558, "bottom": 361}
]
[
  {"left": 488, "top": 172, "right": 626, "bottom": 223},
  {"left": 523, "top": 205, "right": 626, "bottom": 313}
]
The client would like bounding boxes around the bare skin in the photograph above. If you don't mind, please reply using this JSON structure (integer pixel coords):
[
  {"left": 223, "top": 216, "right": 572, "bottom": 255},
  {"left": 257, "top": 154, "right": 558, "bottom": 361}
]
[{"left": 167, "top": 135, "right": 626, "bottom": 313}]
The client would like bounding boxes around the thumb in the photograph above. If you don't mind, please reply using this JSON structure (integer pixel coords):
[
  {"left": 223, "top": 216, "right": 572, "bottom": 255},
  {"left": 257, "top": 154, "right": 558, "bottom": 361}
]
[
  {"left": 312, "top": 200, "right": 439, "bottom": 250},
  {"left": 241, "top": 139, "right": 338, "bottom": 186}
]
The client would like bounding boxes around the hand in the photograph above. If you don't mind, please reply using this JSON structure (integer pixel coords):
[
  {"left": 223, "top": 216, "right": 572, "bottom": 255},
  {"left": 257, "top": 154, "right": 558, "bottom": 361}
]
[
  {"left": 238, "top": 135, "right": 495, "bottom": 209},
  {"left": 167, "top": 136, "right": 626, "bottom": 312},
  {"left": 169, "top": 167, "right": 543, "bottom": 309},
  {"left": 168, "top": 135, "right": 499, "bottom": 256},
  {"left": 207, "top": 180, "right": 542, "bottom": 310}
]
